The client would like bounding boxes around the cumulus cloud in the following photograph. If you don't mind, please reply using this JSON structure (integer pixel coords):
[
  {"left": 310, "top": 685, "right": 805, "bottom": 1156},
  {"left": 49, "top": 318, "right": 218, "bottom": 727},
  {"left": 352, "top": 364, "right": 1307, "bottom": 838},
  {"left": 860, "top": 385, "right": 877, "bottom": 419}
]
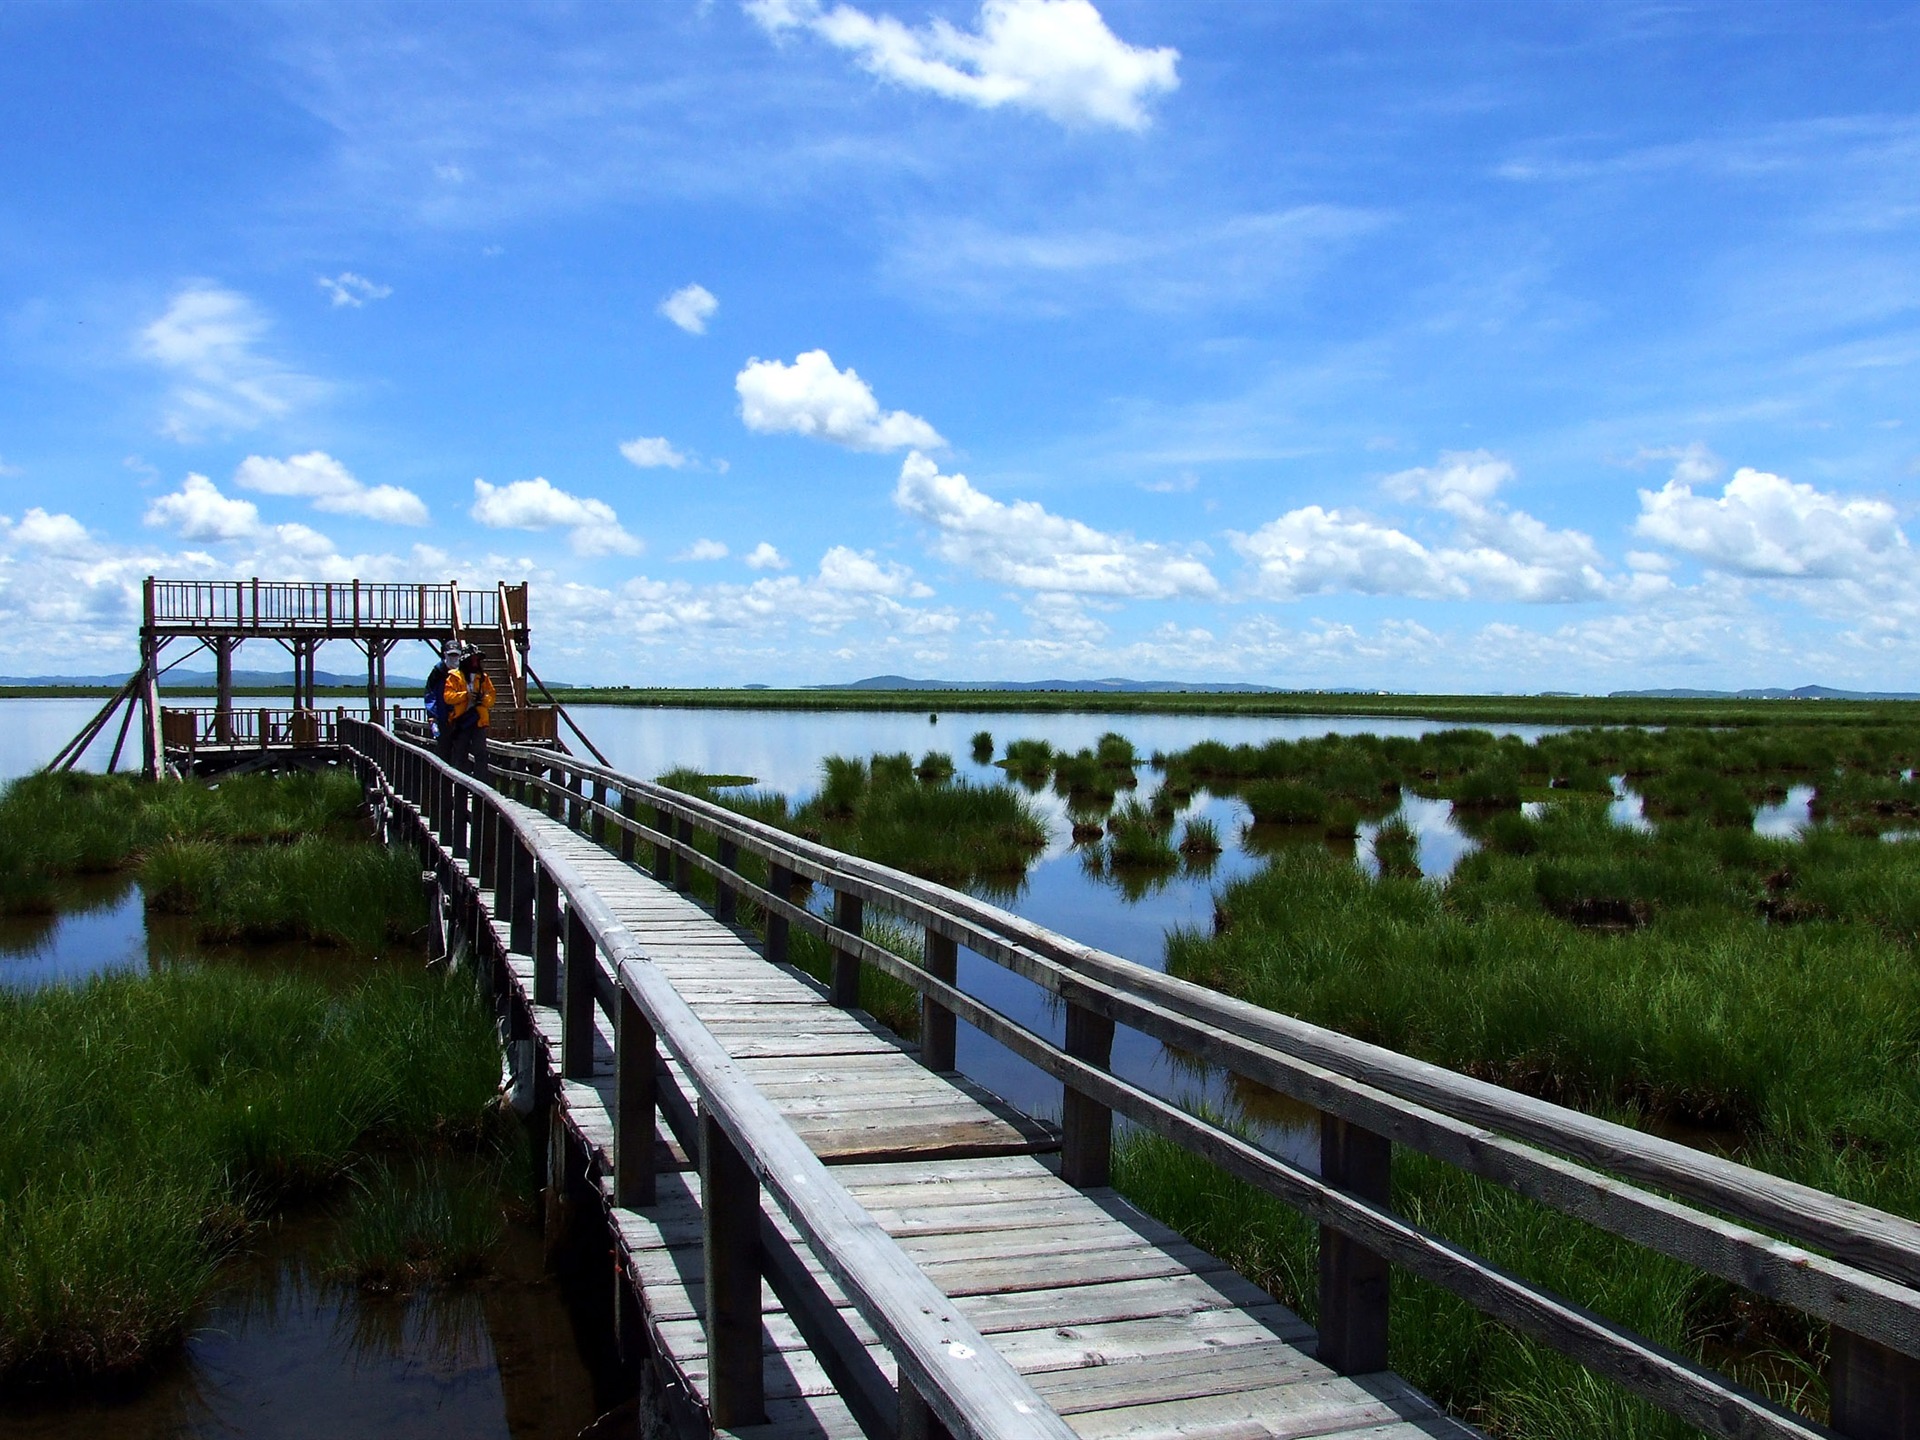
[
  {"left": 893, "top": 450, "right": 1218, "bottom": 598},
  {"left": 736, "top": 350, "right": 943, "bottom": 452},
  {"left": 744, "top": 541, "right": 788, "bottom": 571},
  {"left": 10, "top": 508, "right": 90, "bottom": 551},
  {"left": 818, "top": 544, "right": 928, "bottom": 597},
  {"left": 1634, "top": 464, "right": 1910, "bottom": 578},
  {"left": 675, "top": 538, "right": 729, "bottom": 562},
  {"left": 317, "top": 272, "right": 393, "bottom": 308},
  {"left": 145, "top": 474, "right": 261, "bottom": 542},
  {"left": 747, "top": 0, "right": 1178, "bottom": 132},
  {"left": 658, "top": 283, "right": 718, "bottom": 335},
  {"left": 470, "top": 477, "right": 642, "bottom": 555},
  {"left": 234, "top": 451, "right": 429, "bottom": 525},
  {"left": 137, "top": 283, "right": 326, "bottom": 440},
  {"left": 619, "top": 436, "right": 688, "bottom": 469},
  {"left": 1234, "top": 451, "right": 1615, "bottom": 604}
]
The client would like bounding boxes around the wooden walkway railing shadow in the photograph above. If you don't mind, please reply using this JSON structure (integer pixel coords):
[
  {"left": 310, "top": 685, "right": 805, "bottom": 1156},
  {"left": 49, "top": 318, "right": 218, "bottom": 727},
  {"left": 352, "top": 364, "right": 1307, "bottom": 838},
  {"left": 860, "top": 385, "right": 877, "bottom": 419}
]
[{"left": 345, "top": 718, "right": 1920, "bottom": 1440}]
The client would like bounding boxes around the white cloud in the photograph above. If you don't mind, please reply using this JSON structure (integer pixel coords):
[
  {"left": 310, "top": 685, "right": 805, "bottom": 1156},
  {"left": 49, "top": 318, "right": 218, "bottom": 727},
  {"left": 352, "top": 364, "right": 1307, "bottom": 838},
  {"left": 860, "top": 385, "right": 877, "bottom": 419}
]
[
  {"left": 317, "top": 272, "right": 393, "bottom": 308},
  {"left": 137, "top": 283, "right": 327, "bottom": 440},
  {"left": 1234, "top": 451, "right": 1616, "bottom": 604},
  {"left": 748, "top": 0, "right": 1178, "bottom": 132},
  {"left": 234, "top": 451, "right": 429, "bottom": 525},
  {"left": 736, "top": 350, "right": 944, "bottom": 452},
  {"left": 0, "top": 456, "right": 21, "bottom": 478},
  {"left": 745, "top": 541, "right": 788, "bottom": 571},
  {"left": 619, "top": 436, "right": 689, "bottom": 469},
  {"left": 676, "top": 538, "right": 730, "bottom": 562},
  {"left": 893, "top": 450, "right": 1218, "bottom": 598},
  {"left": 470, "top": 477, "right": 642, "bottom": 556},
  {"left": 818, "top": 544, "right": 928, "bottom": 597},
  {"left": 145, "top": 474, "right": 261, "bottom": 542},
  {"left": 12, "top": 508, "right": 90, "bottom": 551},
  {"left": 658, "top": 283, "right": 718, "bottom": 335},
  {"left": 1634, "top": 464, "right": 1910, "bottom": 579}
]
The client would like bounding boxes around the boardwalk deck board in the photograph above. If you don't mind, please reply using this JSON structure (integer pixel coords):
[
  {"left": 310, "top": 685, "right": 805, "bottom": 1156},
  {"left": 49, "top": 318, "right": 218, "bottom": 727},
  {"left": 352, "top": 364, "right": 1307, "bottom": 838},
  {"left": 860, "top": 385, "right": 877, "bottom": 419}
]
[{"left": 465, "top": 788, "right": 1473, "bottom": 1440}]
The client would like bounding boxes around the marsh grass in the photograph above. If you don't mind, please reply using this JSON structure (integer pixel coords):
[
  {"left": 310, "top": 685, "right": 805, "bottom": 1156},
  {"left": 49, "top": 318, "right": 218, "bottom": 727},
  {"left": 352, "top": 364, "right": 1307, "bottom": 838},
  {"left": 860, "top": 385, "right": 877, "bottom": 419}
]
[
  {"left": 328, "top": 1156, "right": 508, "bottom": 1292},
  {"left": 0, "top": 965, "right": 502, "bottom": 1385},
  {"left": 786, "top": 919, "right": 923, "bottom": 1040},
  {"left": 143, "top": 835, "right": 425, "bottom": 952}
]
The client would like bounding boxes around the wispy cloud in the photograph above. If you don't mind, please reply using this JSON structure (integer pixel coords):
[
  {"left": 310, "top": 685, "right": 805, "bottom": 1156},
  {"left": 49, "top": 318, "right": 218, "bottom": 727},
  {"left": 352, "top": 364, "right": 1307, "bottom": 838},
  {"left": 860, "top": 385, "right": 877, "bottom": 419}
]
[
  {"left": 747, "top": 0, "right": 1178, "bottom": 132},
  {"left": 137, "top": 284, "right": 327, "bottom": 441},
  {"left": 619, "top": 435, "right": 689, "bottom": 469},
  {"left": 317, "top": 272, "right": 393, "bottom": 307},
  {"left": 235, "top": 452, "right": 429, "bottom": 525}
]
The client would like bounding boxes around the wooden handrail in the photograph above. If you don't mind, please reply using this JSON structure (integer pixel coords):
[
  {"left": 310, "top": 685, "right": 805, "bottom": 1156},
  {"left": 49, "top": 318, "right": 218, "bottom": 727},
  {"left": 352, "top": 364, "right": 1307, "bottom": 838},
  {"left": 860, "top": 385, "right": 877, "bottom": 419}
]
[
  {"left": 343, "top": 720, "right": 1077, "bottom": 1440},
  {"left": 483, "top": 739, "right": 1920, "bottom": 1440}
]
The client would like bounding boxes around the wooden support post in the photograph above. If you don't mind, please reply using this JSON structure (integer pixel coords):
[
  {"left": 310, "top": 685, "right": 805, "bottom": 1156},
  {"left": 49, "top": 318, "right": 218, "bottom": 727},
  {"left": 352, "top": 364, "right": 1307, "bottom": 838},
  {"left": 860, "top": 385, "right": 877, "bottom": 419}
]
[
  {"left": 615, "top": 985, "right": 657, "bottom": 1208},
  {"left": 567, "top": 770, "right": 583, "bottom": 830},
  {"left": 491, "top": 812, "right": 511, "bottom": 920},
  {"left": 451, "top": 781, "right": 469, "bottom": 862},
  {"left": 898, "top": 1380, "right": 955, "bottom": 1440},
  {"left": 673, "top": 817, "right": 694, "bottom": 891},
  {"left": 716, "top": 838, "right": 739, "bottom": 925},
  {"left": 590, "top": 779, "right": 606, "bottom": 846},
  {"left": 830, "top": 890, "right": 863, "bottom": 1008},
  {"left": 764, "top": 865, "right": 791, "bottom": 965},
  {"left": 546, "top": 763, "right": 563, "bottom": 821},
  {"left": 1832, "top": 1330, "right": 1920, "bottom": 1439},
  {"left": 474, "top": 798, "right": 495, "bottom": 889},
  {"left": 214, "top": 635, "right": 236, "bottom": 743},
  {"left": 563, "top": 902, "right": 596, "bottom": 1081},
  {"left": 921, "top": 928, "right": 958, "bottom": 1073},
  {"left": 700, "top": 1106, "right": 765, "bottom": 1428},
  {"left": 509, "top": 840, "right": 534, "bottom": 956},
  {"left": 652, "top": 805, "right": 672, "bottom": 882},
  {"left": 619, "top": 791, "right": 637, "bottom": 864},
  {"left": 535, "top": 868, "right": 560, "bottom": 1008},
  {"left": 1318, "top": 1114, "right": 1392, "bottom": 1375},
  {"left": 1061, "top": 1002, "right": 1115, "bottom": 1187}
]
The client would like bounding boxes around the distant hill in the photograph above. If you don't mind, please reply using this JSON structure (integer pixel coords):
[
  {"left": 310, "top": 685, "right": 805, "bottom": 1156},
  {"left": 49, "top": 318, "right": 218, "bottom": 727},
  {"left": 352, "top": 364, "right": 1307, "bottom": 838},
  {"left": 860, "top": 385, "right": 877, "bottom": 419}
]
[
  {"left": 1609, "top": 685, "right": 1920, "bottom": 701},
  {"left": 820, "top": 675, "right": 1293, "bottom": 694}
]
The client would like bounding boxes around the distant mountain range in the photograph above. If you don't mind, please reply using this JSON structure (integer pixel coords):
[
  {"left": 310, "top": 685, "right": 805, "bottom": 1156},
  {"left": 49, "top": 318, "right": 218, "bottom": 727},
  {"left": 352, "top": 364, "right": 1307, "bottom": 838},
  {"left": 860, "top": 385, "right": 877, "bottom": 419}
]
[
  {"left": 1608, "top": 685, "right": 1920, "bottom": 701},
  {"left": 1, "top": 668, "right": 426, "bottom": 690}
]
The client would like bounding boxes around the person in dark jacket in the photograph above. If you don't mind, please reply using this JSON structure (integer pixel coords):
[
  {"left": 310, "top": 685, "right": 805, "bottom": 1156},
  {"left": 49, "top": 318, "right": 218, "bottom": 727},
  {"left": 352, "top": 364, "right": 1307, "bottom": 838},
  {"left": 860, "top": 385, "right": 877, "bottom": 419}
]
[
  {"left": 424, "top": 642, "right": 462, "bottom": 761},
  {"left": 442, "top": 650, "right": 496, "bottom": 781}
]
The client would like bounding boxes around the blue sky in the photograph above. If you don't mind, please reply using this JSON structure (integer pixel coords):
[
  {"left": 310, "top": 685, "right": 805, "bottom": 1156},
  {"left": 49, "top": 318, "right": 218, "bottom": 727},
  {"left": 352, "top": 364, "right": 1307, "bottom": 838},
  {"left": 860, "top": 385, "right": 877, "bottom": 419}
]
[{"left": 2, "top": 1, "right": 1917, "bottom": 690}]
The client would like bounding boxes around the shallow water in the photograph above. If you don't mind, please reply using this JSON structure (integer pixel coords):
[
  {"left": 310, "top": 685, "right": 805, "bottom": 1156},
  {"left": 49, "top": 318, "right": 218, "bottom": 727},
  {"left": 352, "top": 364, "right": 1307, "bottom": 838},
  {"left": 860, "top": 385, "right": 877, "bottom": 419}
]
[{"left": 0, "top": 1208, "right": 622, "bottom": 1440}]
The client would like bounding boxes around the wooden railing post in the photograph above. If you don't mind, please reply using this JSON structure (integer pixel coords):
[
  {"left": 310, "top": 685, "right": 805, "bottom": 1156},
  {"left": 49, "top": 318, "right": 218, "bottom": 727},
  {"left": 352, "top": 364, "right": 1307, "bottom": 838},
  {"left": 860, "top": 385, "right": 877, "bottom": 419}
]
[
  {"left": 474, "top": 796, "right": 496, "bottom": 890},
  {"left": 1832, "top": 1330, "right": 1920, "bottom": 1439},
  {"left": 450, "top": 780, "right": 469, "bottom": 862},
  {"left": 1061, "top": 1001, "right": 1114, "bottom": 1187},
  {"left": 921, "top": 928, "right": 958, "bottom": 1073},
  {"left": 652, "top": 805, "right": 672, "bottom": 882},
  {"left": 618, "top": 791, "right": 637, "bottom": 864},
  {"left": 716, "top": 838, "right": 739, "bottom": 925},
  {"left": 591, "top": 779, "right": 607, "bottom": 846},
  {"left": 535, "top": 868, "right": 560, "bottom": 1008},
  {"left": 490, "top": 812, "right": 512, "bottom": 922},
  {"left": 764, "top": 865, "right": 791, "bottom": 965},
  {"left": 899, "top": 1380, "right": 955, "bottom": 1440},
  {"left": 615, "top": 985, "right": 657, "bottom": 1209},
  {"left": 509, "top": 839, "right": 534, "bottom": 956},
  {"left": 567, "top": 769, "right": 584, "bottom": 830},
  {"left": 673, "top": 817, "right": 695, "bottom": 891},
  {"left": 700, "top": 1105, "right": 765, "bottom": 1427},
  {"left": 1317, "top": 1114, "right": 1392, "bottom": 1375},
  {"left": 563, "top": 903, "right": 596, "bottom": 1080},
  {"left": 830, "top": 890, "right": 863, "bottom": 1008}
]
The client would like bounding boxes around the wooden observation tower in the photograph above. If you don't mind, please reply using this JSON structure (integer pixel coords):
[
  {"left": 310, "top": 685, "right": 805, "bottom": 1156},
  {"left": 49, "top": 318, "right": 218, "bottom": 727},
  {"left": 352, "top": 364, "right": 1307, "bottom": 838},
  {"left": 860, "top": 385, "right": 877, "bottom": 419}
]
[{"left": 48, "top": 577, "right": 561, "bottom": 779}]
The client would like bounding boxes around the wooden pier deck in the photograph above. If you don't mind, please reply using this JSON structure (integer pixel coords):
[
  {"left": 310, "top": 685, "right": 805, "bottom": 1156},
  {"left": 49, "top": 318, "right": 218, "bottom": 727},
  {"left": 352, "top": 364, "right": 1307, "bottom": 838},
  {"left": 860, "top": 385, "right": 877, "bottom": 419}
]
[
  {"left": 492, "top": 793, "right": 1467, "bottom": 1440},
  {"left": 343, "top": 711, "right": 1920, "bottom": 1440}
]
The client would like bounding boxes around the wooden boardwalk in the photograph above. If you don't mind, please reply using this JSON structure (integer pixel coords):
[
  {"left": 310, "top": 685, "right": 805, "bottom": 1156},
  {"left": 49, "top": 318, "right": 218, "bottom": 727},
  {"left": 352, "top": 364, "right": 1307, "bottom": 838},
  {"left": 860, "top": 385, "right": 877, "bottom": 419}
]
[{"left": 482, "top": 791, "right": 1469, "bottom": 1440}]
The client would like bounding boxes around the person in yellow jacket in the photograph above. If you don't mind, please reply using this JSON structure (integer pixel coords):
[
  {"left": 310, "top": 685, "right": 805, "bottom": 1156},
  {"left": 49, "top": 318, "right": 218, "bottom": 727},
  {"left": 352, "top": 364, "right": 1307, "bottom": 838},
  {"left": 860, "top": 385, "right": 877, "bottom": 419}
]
[{"left": 442, "top": 651, "right": 496, "bottom": 781}]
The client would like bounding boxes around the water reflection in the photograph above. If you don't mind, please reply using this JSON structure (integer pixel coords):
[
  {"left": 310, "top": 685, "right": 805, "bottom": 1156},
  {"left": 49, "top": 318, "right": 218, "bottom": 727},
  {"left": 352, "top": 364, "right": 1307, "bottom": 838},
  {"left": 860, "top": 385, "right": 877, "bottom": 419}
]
[
  {"left": 0, "top": 1209, "right": 611, "bottom": 1440},
  {"left": 1752, "top": 784, "right": 1816, "bottom": 839}
]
